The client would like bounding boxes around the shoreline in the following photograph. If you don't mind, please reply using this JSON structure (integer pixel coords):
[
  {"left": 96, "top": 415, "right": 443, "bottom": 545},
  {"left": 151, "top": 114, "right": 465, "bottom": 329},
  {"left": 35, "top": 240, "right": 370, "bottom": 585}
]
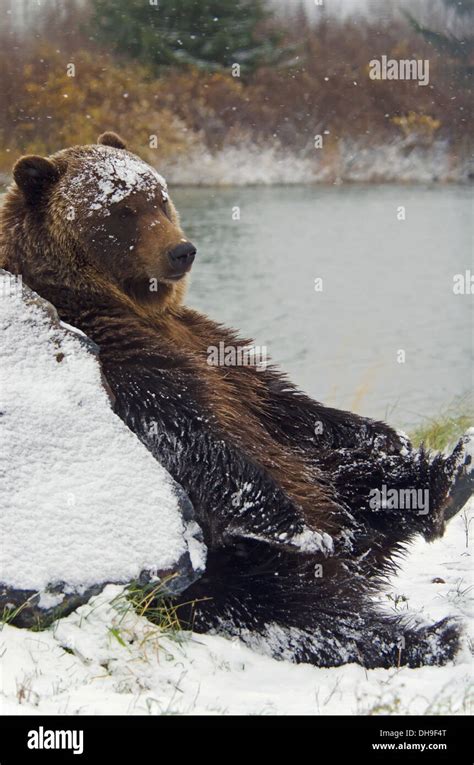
[{"left": 1, "top": 139, "right": 472, "bottom": 190}]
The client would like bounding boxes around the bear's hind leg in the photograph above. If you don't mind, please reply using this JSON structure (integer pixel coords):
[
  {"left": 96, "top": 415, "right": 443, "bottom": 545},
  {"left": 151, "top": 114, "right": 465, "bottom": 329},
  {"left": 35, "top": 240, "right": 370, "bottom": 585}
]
[
  {"left": 280, "top": 612, "right": 462, "bottom": 669},
  {"left": 171, "top": 540, "right": 462, "bottom": 669}
]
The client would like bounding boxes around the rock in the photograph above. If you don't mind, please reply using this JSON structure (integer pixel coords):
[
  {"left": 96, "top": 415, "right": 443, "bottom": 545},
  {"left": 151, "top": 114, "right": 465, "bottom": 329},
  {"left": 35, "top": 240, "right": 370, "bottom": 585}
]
[{"left": 0, "top": 270, "right": 206, "bottom": 628}]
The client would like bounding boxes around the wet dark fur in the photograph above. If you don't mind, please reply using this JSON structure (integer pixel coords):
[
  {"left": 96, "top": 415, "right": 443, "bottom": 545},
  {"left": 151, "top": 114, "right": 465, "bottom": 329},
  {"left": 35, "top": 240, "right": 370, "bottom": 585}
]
[{"left": 1, "top": 135, "right": 472, "bottom": 668}]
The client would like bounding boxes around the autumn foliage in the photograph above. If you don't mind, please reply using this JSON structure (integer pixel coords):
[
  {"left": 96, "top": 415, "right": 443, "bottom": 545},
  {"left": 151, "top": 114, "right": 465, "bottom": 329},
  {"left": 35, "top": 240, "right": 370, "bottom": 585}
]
[{"left": 0, "top": 3, "right": 471, "bottom": 177}]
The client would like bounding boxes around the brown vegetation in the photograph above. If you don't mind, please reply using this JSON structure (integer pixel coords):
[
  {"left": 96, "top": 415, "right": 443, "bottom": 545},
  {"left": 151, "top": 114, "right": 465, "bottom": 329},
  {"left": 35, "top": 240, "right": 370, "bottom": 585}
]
[{"left": 0, "top": 3, "right": 471, "bottom": 178}]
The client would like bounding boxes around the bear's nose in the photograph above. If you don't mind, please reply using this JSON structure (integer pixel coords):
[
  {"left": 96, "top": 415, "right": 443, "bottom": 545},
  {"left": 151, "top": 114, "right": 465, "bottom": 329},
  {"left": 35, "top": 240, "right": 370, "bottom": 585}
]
[{"left": 167, "top": 242, "right": 196, "bottom": 273}]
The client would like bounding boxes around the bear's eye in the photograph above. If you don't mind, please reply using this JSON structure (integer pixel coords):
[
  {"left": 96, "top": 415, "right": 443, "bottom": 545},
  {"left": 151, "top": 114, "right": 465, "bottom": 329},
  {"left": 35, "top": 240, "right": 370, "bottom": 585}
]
[
  {"left": 117, "top": 205, "right": 135, "bottom": 220},
  {"left": 163, "top": 201, "right": 171, "bottom": 220}
]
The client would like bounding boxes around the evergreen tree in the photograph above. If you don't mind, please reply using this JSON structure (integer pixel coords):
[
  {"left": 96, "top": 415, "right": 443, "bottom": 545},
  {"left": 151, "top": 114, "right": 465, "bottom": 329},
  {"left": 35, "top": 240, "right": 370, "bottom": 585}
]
[{"left": 90, "top": 0, "right": 285, "bottom": 73}]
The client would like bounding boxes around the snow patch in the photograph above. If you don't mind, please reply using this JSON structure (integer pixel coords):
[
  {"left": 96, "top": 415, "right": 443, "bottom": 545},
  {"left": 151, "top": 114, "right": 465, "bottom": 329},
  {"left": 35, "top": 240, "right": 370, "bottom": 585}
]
[
  {"left": 64, "top": 145, "right": 168, "bottom": 217},
  {"left": 183, "top": 520, "right": 207, "bottom": 573},
  {"left": 290, "top": 528, "right": 334, "bottom": 554}
]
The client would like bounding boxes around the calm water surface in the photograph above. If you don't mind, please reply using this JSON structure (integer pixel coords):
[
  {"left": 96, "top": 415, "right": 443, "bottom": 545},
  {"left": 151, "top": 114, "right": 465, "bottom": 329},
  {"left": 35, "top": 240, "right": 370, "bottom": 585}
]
[{"left": 174, "top": 184, "right": 473, "bottom": 429}]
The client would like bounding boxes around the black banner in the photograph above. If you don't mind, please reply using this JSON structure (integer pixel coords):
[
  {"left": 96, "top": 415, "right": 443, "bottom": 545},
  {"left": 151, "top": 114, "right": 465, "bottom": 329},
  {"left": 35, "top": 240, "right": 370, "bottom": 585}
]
[{"left": 0, "top": 714, "right": 471, "bottom": 762}]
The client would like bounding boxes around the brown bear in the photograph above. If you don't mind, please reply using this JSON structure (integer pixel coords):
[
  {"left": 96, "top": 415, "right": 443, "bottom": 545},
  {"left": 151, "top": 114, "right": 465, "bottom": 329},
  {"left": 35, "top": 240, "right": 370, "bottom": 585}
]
[{"left": 1, "top": 132, "right": 472, "bottom": 668}]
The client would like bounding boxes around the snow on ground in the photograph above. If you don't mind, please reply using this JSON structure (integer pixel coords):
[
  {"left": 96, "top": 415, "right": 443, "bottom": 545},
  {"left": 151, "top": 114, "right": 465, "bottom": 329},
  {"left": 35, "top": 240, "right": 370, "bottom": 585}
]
[
  {"left": 1, "top": 501, "right": 472, "bottom": 716},
  {"left": 0, "top": 275, "right": 204, "bottom": 615},
  {"left": 162, "top": 138, "right": 471, "bottom": 186}
]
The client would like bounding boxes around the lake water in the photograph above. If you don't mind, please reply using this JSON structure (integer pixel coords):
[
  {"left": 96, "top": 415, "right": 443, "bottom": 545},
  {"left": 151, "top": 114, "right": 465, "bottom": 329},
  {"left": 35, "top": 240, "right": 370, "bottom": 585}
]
[{"left": 174, "top": 184, "right": 473, "bottom": 430}]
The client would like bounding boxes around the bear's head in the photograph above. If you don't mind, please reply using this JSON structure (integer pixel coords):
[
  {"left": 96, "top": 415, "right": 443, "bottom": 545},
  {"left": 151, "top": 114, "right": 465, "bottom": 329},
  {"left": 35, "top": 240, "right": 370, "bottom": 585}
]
[{"left": 1, "top": 132, "right": 196, "bottom": 312}]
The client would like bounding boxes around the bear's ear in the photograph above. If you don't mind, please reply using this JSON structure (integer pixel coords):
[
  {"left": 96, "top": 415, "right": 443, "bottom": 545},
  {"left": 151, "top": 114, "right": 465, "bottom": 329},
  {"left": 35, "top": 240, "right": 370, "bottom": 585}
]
[
  {"left": 13, "top": 155, "right": 60, "bottom": 201},
  {"left": 97, "top": 131, "right": 127, "bottom": 150}
]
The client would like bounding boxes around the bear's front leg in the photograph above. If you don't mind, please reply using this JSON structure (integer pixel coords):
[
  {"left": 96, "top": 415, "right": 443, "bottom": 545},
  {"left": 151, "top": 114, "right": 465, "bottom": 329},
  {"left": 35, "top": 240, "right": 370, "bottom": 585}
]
[
  {"left": 258, "top": 367, "right": 404, "bottom": 455},
  {"left": 106, "top": 362, "right": 336, "bottom": 557},
  {"left": 317, "top": 430, "right": 473, "bottom": 557},
  {"left": 256, "top": 369, "right": 472, "bottom": 546}
]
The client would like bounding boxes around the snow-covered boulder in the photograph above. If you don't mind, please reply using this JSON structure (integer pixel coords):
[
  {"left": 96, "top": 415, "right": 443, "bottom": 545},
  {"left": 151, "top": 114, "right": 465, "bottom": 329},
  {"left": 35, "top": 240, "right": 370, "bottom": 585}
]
[{"left": 0, "top": 270, "right": 206, "bottom": 627}]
